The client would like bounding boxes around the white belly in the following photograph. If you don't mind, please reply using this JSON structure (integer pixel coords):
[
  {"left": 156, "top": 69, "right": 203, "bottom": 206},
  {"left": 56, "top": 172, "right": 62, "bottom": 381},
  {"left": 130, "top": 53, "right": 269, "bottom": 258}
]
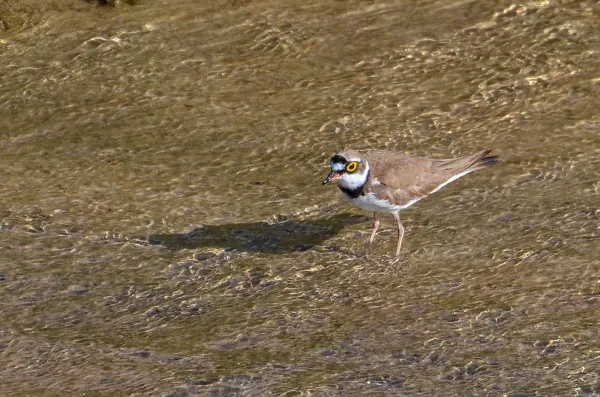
[{"left": 345, "top": 192, "right": 420, "bottom": 213}]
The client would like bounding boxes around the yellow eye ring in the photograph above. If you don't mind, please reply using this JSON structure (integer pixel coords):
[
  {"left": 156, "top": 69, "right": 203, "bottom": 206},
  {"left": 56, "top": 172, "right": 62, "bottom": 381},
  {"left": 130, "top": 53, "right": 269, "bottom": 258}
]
[{"left": 346, "top": 161, "right": 358, "bottom": 173}]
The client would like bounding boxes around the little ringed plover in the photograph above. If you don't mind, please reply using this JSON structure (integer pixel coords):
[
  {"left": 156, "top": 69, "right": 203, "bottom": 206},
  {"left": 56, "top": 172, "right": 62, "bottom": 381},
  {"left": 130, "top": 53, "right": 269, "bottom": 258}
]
[{"left": 323, "top": 149, "right": 498, "bottom": 258}]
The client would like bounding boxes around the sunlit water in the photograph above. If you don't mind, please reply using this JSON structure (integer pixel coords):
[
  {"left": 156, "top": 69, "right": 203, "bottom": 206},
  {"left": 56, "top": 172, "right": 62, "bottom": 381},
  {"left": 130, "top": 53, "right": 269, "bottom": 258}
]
[{"left": 1, "top": 0, "right": 599, "bottom": 395}]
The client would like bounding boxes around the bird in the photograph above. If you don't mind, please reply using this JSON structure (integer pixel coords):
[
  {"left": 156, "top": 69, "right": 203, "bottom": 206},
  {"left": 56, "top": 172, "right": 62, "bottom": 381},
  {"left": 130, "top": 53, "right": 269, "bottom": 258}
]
[{"left": 322, "top": 149, "right": 498, "bottom": 259}]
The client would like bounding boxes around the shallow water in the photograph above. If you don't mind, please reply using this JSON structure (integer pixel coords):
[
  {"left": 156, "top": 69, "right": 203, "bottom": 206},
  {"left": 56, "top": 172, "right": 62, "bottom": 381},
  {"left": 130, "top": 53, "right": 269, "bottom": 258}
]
[{"left": 1, "top": 0, "right": 599, "bottom": 395}]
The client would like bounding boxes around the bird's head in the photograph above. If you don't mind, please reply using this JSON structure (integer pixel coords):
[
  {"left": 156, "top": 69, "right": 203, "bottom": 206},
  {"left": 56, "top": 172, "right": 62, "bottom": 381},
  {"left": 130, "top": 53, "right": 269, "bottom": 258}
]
[{"left": 323, "top": 150, "right": 369, "bottom": 190}]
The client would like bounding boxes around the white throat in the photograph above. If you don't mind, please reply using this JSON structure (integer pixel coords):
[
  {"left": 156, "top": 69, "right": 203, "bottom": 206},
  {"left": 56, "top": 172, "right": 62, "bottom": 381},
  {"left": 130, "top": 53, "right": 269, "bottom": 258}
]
[{"left": 338, "top": 162, "right": 369, "bottom": 191}]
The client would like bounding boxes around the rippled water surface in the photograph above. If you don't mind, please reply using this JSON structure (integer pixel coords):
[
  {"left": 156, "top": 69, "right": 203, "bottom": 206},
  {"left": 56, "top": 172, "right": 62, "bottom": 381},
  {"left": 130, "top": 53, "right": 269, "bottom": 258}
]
[{"left": 1, "top": 0, "right": 600, "bottom": 395}]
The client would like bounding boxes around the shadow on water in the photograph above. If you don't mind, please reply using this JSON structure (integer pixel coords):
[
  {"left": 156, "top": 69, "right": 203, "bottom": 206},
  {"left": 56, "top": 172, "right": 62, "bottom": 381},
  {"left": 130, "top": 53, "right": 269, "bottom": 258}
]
[{"left": 148, "top": 213, "right": 368, "bottom": 254}]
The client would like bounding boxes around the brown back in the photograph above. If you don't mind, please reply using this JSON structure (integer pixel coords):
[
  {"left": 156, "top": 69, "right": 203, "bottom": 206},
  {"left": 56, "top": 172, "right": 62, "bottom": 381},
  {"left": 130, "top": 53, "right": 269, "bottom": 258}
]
[{"left": 361, "top": 150, "right": 495, "bottom": 205}]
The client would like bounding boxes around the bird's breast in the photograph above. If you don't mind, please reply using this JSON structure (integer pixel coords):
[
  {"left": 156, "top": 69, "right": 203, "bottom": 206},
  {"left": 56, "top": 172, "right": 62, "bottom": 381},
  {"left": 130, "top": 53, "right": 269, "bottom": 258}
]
[{"left": 343, "top": 192, "right": 402, "bottom": 213}]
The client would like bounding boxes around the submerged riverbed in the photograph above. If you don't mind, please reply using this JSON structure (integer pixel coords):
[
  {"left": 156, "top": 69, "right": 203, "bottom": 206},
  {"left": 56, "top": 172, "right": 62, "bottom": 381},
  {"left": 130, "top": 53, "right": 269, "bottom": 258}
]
[{"left": 1, "top": 0, "right": 599, "bottom": 395}]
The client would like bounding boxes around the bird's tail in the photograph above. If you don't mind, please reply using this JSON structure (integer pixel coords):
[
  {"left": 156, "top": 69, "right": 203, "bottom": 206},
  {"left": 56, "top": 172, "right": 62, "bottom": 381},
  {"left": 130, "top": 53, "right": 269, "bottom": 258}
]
[
  {"left": 467, "top": 149, "right": 499, "bottom": 172},
  {"left": 434, "top": 149, "right": 499, "bottom": 174}
]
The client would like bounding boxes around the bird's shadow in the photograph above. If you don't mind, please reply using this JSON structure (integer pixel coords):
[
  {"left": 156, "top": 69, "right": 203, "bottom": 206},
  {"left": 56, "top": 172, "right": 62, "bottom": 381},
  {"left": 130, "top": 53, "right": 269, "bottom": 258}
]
[{"left": 148, "top": 212, "right": 369, "bottom": 254}]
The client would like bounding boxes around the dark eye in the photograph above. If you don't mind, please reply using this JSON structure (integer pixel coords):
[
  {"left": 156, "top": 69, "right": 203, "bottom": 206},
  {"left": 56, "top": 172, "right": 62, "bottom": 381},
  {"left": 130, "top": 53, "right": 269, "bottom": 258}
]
[{"left": 346, "top": 162, "right": 358, "bottom": 173}]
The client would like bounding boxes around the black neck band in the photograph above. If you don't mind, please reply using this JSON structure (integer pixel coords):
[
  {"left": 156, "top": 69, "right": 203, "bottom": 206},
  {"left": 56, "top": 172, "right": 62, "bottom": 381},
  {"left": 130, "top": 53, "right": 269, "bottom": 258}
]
[{"left": 338, "top": 169, "right": 369, "bottom": 199}]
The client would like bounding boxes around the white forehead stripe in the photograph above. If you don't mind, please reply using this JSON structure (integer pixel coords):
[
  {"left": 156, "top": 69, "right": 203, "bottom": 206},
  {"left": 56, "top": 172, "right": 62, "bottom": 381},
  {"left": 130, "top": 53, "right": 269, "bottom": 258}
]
[
  {"left": 330, "top": 157, "right": 361, "bottom": 171},
  {"left": 331, "top": 162, "right": 345, "bottom": 171}
]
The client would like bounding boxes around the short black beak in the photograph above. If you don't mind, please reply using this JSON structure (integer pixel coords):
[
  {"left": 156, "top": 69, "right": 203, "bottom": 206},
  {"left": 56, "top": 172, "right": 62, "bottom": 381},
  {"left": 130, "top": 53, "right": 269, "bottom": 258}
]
[{"left": 323, "top": 171, "right": 340, "bottom": 185}]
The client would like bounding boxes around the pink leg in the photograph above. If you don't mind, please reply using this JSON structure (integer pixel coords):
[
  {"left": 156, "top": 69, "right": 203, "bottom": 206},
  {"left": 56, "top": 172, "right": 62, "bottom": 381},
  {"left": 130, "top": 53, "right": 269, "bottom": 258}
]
[
  {"left": 368, "top": 212, "right": 380, "bottom": 246},
  {"left": 392, "top": 212, "right": 405, "bottom": 258},
  {"left": 365, "top": 212, "right": 380, "bottom": 256}
]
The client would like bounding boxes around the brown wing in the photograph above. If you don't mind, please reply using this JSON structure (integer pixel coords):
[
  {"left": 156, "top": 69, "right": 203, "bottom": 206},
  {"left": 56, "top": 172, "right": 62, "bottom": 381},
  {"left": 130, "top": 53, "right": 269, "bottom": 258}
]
[{"left": 364, "top": 150, "right": 496, "bottom": 206}]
